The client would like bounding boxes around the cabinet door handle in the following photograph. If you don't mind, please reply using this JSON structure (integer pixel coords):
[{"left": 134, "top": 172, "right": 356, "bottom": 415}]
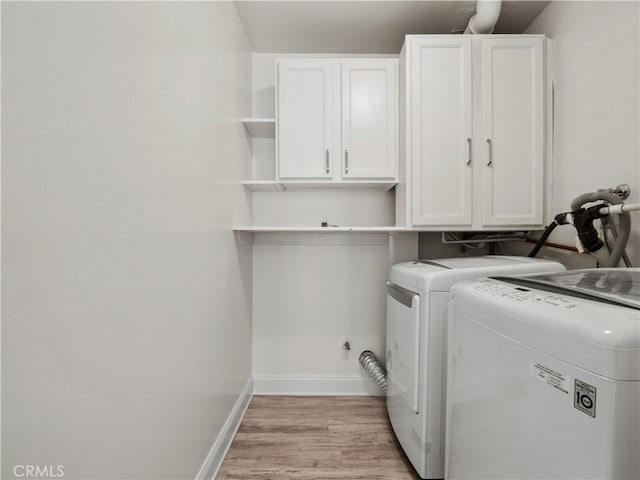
[
  {"left": 325, "top": 149, "right": 330, "bottom": 174},
  {"left": 344, "top": 149, "right": 349, "bottom": 174},
  {"left": 466, "top": 138, "right": 472, "bottom": 166},
  {"left": 486, "top": 138, "right": 493, "bottom": 167}
]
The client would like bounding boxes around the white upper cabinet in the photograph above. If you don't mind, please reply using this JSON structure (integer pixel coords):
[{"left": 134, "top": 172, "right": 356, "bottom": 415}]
[
  {"left": 481, "top": 37, "right": 544, "bottom": 226},
  {"left": 341, "top": 60, "right": 397, "bottom": 179},
  {"left": 277, "top": 58, "right": 397, "bottom": 182},
  {"left": 410, "top": 37, "right": 473, "bottom": 226},
  {"left": 402, "top": 35, "right": 546, "bottom": 230},
  {"left": 277, "top": 60, "right": 336, "bottom": 179}
]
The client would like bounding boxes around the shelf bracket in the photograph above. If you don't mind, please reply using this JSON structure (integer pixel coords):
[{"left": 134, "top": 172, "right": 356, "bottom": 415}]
[{"left": 234, "top": 230, "right": 254, "bottom": 246}]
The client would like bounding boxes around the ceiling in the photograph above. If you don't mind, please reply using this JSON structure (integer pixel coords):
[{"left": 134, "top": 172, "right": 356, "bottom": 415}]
[{"left": 235, "top": 1, "right": 551, "bottom": 54}]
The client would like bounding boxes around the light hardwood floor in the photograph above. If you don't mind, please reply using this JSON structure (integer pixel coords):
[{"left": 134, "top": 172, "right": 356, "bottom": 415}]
[{"left": 217, "top": 396, "right": 421, "bottom": 480}]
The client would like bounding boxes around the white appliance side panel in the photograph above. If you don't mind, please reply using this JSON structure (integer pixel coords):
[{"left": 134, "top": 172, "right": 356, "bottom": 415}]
[
  {"left": 611, "top": 380, "right": 640, "bottom": 478},
  {"left": 446, "top": 304, "right": 637, "bottom": 480},
  {"left": 423, "top": 292, "right": 450, "bottom": 479},
  {"left": 386, "top": 370, "right": 428, "bottom": 479},
  {"left": 385, "top": 290, "right": 450, "bottom": 480},
  {"left": 386, "top": 288, "right": 421, "bottom": 413}
]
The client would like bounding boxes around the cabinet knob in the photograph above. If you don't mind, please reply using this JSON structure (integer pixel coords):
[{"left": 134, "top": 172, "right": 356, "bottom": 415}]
[
  {"left": 466, "top": 138, "right": 472, "bottom": 166},
  {"left": 345, "top": 149, "right": 349, "bottom": 174},
  {"left": 486, "top": 138, "right": 493, "bottom": 167}
]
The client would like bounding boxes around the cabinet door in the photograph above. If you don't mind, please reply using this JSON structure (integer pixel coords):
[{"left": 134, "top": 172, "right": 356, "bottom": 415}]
[
  {"left": 481, "top": 37, "right": 544, "bottom": 226},
  {"left": 277, "top": 60, "right": 335, "bottom": 179},
  {"left": 341, "top": 60, "right": 397, "bottom": 179},
  {"left": 410, "top": 37, "right": 473, "bottom": 226}
]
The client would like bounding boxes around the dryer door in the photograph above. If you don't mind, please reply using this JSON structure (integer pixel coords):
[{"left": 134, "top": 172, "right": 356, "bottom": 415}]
[{"left": 386, "top": 281, "right": 421, "bottom": 413}]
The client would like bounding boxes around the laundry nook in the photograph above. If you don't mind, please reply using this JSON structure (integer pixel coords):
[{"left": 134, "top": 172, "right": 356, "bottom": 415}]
[{"left": 2, "top": 1, "right": 639, "bottom": 479}]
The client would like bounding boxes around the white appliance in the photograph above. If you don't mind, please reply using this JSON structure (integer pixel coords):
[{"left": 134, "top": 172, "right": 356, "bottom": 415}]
[
  {"left": 446, "top": 268, "right": 640, "bottom": 480},
  {"left": 385, "top": 256, "right": 565, "bottom": 479}
]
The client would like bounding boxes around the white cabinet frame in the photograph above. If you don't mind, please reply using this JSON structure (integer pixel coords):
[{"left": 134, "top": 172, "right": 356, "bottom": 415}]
[
  {"left": 276, "top": 58, "right": 397, "bottom": 183},
  {"left": 401, "top": 34, "right": 547, "bottom": 231}
]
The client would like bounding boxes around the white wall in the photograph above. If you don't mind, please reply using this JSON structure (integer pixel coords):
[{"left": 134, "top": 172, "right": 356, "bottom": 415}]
[
  {"left": 252, "top": 233, "right": 393, "bottom": 394},
  {"left": 418, "top": 233, "right": 491, "bottom": 259},
  {"left": 520, "top": 0, "right": 640, "bottom": 267},
  {"left": 2, "top": 3, "right": 252, "bottom": 479}
]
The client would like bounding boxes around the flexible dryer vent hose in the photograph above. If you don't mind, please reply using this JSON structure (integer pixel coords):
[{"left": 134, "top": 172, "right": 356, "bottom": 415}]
[{"left": 359, "top": 350, "right": 387, "bottom": 392}]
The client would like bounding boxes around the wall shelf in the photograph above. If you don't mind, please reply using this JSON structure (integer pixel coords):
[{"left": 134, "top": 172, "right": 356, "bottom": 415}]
[
  {"left": 242, "top": 180, "right": 397, "bottom": 191},
  {"left": 242, "top": 118, "right": 275, "bottom": 138},
  {"left": 233, "top": 226, "right": 407, "bottom": 233},
  {"left": 241, "top": 181, "right": 285, "bottom": 192}
]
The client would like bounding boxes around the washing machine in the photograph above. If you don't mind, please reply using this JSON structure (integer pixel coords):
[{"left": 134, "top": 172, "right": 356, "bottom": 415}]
[
  {"left": 385, "top": 256, "right": 565, "bottom": 479},
  {"left": 446, "top": 268, "right": 640, "bottom": 480}
]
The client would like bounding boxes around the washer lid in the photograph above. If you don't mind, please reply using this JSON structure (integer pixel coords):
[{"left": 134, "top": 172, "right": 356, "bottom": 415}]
[
  {"left": 389, "top": 256, "right": 565, "bottom": 292},
  {"left": 430, "top": 256, "right": 547, "bottom": 270},
  {"left": 495, "top": 269, "right": 640, "bottom": 310}
]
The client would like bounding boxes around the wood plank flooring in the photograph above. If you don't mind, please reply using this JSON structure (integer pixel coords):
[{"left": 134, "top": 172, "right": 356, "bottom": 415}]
[{"left": 217, "top": 396, "right": 421, "bottom": 480}]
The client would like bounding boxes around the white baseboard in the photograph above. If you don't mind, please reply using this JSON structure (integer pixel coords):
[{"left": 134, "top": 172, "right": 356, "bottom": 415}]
[
  {"left": 253, "top": 374, "right": 384, "bottom": 396},
  {"left": 195, "top": 377, "right": 253, "bottom": 480}
]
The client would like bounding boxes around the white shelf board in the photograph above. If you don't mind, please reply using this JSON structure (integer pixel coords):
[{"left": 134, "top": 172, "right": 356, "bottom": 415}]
[
  {"left": 233, "top": 226, "right": 408, "bottom": 233},
  {"left": 242, "top": 180, "right": 397, "bottom": 191},
  {"left": 242, "top": 118, "right": 275, "bottom": 138},
  {"left": 241, "top": 181, "right": 285, "bottom": 192}
]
